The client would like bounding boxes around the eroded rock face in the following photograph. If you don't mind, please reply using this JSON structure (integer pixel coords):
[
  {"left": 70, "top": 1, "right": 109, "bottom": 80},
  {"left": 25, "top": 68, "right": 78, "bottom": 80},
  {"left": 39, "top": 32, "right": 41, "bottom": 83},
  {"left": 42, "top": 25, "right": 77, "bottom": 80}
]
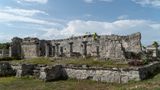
[
  {"left": 39, "top": 65, "right": 67, "bottom": 82},
  {"left": 0, "top": 62, "right": 15, "bottom": 76}
]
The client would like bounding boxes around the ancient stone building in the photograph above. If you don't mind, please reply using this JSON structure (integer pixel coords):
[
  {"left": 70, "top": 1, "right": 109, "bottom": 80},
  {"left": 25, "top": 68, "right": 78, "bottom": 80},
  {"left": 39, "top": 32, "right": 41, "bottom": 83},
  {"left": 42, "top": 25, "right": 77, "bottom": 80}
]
[
  {"left": 9, "top": 32, "right": 142, "bottom": 59},
  {"left": 0, "top": 49, "right": 9, "bottom": 58}
]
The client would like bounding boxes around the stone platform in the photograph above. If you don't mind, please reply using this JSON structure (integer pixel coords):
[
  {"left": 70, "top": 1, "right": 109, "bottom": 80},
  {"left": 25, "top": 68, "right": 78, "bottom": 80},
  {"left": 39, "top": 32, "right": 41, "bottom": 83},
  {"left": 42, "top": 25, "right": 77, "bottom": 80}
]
[{"left": 0, "top": 61, "right": 159, "bottom": 83}]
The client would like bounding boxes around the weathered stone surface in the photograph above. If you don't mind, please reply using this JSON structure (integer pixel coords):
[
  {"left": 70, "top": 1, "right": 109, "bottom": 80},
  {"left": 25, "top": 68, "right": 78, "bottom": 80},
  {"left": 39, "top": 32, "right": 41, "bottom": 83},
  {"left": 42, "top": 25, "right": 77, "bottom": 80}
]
[
  {"left": 0, "top": 62, "right": 15, "bottom": 76},
  {"left": 10, "top": 32, "right": 142, "bottom": 59},
  {"left": 64, "top": 62, "right": 160, "bottom": 83},
  {"left": 39, "top": 65, "right": 67, "bottom": 82},
  {"left": 15, "top": 64, "right": 35, "bottom": 77},
  {"left": 21, "top": 37, "right": 40, "bottom": 58},
  {"left": 1, "top": 62, "right": 160, "bottom": 83},
  {"left": 10, "top": 37, "right": 22, "bottom": 59}
]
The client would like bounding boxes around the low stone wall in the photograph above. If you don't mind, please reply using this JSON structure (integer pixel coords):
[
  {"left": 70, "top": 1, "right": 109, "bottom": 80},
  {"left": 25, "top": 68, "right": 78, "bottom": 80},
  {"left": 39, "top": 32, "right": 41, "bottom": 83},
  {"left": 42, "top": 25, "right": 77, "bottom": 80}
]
[
  {"left": 1, "top": 61, "right": 160, "bottom": 83},
  {"left": 64, "top": 67, "right": 140, "bottom": 83},
  {"left": 64, "top": 62, "right": 160, "bottom": 83}
]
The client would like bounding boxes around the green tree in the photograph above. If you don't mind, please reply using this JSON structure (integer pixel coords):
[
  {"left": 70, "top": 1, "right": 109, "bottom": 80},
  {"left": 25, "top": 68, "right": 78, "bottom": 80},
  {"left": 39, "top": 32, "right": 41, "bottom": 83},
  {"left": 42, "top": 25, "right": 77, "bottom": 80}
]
[
  {"left": 93, "top": 32, "right": 98, "bottom": 41},
  {"left": 152, "top": 41, "right": 159, "bottom": 48},
  {"left": 0, "top": 43, "right": 10, "bottom": 49}
]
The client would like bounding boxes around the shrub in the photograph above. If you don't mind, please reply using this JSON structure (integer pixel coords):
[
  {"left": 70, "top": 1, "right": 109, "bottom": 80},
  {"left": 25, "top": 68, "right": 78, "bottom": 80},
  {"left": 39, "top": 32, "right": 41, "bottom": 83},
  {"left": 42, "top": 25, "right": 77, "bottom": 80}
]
[{"left": 0, "top": 57, "right": 18, "bottom": 61}]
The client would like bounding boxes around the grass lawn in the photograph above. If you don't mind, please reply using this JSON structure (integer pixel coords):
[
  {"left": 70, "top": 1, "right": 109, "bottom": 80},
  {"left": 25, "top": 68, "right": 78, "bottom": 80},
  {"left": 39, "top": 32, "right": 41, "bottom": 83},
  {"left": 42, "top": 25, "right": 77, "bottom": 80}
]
[
  {"left": 10, "top": 57, "right": 129, "bottom": 68},
  {"left": 0, "top": 73, "right": 160, "bottom": 90}
]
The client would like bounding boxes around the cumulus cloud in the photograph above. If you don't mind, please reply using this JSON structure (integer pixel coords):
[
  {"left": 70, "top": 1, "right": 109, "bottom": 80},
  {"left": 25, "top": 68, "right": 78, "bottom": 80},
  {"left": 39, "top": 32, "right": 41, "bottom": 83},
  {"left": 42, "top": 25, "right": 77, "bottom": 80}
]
[
  {"left": 39, "top": 19, "right": 160, "bottom": 45},
  {"left": 17, "top": 0, "right": 48, "bottom": 4},
  {"left": 132, "top": 0, "right": 160, "bottom": 8}
]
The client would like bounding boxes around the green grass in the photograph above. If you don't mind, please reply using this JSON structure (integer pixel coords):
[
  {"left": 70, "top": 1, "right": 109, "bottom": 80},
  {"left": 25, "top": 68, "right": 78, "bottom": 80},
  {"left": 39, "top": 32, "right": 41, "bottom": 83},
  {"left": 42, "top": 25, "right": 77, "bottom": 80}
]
[
  {"left": 1, "top": 73, "right": 160, "bottom": 90},
  {"left": 10, "top": 57, "right": 53, "bottom": 64},
  {"left": 10, "top": 57, "right": 129, "bottom": 68}
]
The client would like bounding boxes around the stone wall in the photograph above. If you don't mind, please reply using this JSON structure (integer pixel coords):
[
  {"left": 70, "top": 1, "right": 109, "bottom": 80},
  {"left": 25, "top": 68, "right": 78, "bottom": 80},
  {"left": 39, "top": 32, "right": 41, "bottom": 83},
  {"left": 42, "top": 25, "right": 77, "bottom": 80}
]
[
  {"left": 0, "top": 49, "right": 9, "bottom": 58},
  {"left": 5, "top": 61, "right": 160, "bottom": 83},
  {"left": 10, "top": 37, "right": 22, "bottom": 58},
  {"left": 21, "top": 37, "right": 40, "bottom": 58},
  {"left": 64, "top": 67, "right": 140, "bottom": 83},
  {"left": 10, "top": 32, "right": 142, "bottom": 59},
  {"left": 64, "top": 62, "right": 160, "bottom": 83}
]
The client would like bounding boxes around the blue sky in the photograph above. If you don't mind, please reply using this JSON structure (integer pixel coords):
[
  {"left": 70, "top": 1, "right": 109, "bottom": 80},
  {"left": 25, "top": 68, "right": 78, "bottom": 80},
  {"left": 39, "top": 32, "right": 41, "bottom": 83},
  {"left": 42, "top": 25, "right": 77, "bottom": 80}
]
[{"left": 0, "top": 0, "right": 160, "bottom": 45}]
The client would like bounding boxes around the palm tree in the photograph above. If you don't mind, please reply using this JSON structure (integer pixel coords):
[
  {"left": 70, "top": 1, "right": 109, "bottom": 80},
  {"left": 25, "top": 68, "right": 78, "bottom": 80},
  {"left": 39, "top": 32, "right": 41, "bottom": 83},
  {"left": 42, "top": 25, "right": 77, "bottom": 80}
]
[{"left": 152, "top": 41, "right": 159, "bottom": 48}]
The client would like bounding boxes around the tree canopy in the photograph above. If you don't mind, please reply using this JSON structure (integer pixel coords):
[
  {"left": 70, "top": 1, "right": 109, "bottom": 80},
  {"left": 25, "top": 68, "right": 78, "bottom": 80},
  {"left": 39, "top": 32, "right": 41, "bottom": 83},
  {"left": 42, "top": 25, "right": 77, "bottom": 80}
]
[{"left": 0, "top": 43, "right": 10, "bottom": 49}]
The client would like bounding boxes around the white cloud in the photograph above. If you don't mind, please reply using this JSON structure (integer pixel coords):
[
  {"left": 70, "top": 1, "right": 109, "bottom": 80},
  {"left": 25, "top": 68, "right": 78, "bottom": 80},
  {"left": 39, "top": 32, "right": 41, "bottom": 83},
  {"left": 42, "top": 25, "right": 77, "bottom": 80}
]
[
  {"left": 132, "top": 0, "right": 160, "bottom": 8},
  {"left": 0, "top": 12, "right": 57, "bottom": 26},
  {"left": 17, "top": 0, "right": 48, "bottom": 4},
  {"left": 40, "top": 19, "right": 145, "bottom": 38},
  {"left": 84, "top": 0, "right": 113, "bottom": 3},
  {"left": 0, "top": 7, "right": 48, "bottom": 17},
  {"left": 0, "top": 6, "right": 62, "bottom": 27},
  {"left": 39, "top": 19, "right": 160, "bottom": 45}
]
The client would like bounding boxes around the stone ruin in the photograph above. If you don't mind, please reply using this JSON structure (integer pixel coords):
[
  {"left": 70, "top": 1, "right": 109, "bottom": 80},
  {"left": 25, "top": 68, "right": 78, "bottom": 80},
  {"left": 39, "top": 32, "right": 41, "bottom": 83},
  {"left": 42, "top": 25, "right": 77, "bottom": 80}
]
[
  {"left": 1, "top": 61, "right": 160, "bottom": 83},
  {"left": 9, "top": 32, "right": 142, "bottom": 59}
]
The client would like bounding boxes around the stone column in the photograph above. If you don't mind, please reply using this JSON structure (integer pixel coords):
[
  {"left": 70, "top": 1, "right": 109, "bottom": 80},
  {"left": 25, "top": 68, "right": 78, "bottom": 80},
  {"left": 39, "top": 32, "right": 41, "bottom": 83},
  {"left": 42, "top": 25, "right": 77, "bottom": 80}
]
[
  {"left": 2, "top": 49, "right": 4, "bottom": 57},
  {"left": 82, "top": 41, "right": 88, "bottom": 57},
  {"left": 60, "top": 47, "right": 63, "bottom": 56},
  {"left": 153, "top": 48, "right": 158, "bottom": 58},
  {"left": 9, "top": 46, "right": 12, "bottom": 57},
  {"left": 69, "top": 42, "right": 73, "bottom": 57},
  {"left": 45, "top": 43, "right": 49, "bottom": 57},
  {"left": 52, "top": 46, "right": 55, "bottom": 57},
  {"left": 36, "top": 43, "right": 40, "bottom": 57},
  {"left": 96, "top": 46, "right": 99, "bottom": 57},
  {"left": 55, "top": 43, "right": 60, "bottom": 57}
]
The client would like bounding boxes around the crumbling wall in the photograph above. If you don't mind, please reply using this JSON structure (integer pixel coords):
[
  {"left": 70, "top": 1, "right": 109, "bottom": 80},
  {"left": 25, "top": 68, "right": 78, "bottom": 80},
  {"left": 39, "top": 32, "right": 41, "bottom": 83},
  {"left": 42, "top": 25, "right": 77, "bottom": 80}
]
[
  {"left": 10, "top": 37, "right": 22, "bottom": 59},
  {"left": 122, "top": 32, "right": 142, "bottom": 53},
  {"left": 10, "top": 32, "right": 142, "bottom": 59},
  {"left": 21, "top": 37, "right": 40, "bottom": 58}
]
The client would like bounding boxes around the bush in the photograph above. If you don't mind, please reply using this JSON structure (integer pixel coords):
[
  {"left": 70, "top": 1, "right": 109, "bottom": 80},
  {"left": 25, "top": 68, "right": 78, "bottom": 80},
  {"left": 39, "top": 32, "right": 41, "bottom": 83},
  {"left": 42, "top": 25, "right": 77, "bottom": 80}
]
[{"left": 0, "top": 57, "right": 17, "bottom": 61}]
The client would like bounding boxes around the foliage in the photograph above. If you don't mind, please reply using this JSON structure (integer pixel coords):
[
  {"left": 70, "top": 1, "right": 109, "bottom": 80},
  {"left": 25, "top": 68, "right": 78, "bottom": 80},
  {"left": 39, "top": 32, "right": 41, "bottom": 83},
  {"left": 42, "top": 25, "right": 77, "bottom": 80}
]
[
  {"left": 0, "top": 57, "right": 16, "bottom": 61},
  {"left": 142, "top": 46, "right": 146, "bottom": 49},
  {"left": 93, "top": 32, "right": 98, "bottom": 41},
  {"left": 152, "top": 41, "right": 159, "bottom": 48},
  {"left": 0, "top": 43, "right": 10, "bottom": 49}
]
